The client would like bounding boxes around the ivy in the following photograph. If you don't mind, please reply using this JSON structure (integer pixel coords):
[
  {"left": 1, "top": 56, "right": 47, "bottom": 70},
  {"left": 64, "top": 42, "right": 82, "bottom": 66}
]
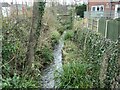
[
  {"left": 35, "top": 2, "right": 46, "bottom": 42},
  {"left": 72, "top": 29, "right": 119, "bottom": 88}
]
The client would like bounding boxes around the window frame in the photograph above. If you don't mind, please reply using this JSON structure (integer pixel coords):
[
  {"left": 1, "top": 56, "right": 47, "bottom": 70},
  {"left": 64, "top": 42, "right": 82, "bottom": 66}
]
[
  {"left": 91, "top": 5, "right": 104, "bottom": 11},
  {"left": 117, "top": 7, "right": 120, "bottom": 13}
]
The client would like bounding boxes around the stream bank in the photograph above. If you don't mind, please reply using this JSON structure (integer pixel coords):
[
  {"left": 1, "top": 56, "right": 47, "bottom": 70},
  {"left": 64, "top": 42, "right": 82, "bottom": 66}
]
[{"left": 41, "top": 31, "right": 66, "bottom": 88}]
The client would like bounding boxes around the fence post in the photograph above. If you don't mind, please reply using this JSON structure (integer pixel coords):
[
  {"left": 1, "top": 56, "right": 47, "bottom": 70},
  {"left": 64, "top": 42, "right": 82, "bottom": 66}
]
[
  {"left": 105, "top": 20, "right": 109, "bottom": 38},
  {"left": 91, "top": 18, "right": 93, "bottom": 30},
  {"left": 97, "top": 19, "right": 99, "bottom": 32},
  {"left": 87, "top": 18, "right": 89, "bottom": 29},
  {"left": 87, "top": 18, "right": 91, "bottom": 30}
]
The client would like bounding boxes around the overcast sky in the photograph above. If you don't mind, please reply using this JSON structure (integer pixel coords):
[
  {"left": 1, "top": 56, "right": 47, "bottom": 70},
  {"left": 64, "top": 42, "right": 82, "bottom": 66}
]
[
  {"left": 1, "top": 0, "right": 33, "bottom": 4},
  {"left": 0, "top": 0, "right": 87, "bottom": 4}
]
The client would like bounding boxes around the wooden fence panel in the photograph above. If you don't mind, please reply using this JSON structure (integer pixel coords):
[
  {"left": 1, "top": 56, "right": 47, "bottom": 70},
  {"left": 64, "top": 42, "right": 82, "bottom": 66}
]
[
  {"left": 107, "top": 20, "right": 119, "bottom": 41},
  {"left": 87, "top": 18, "right": 120, "bottom": 41},
  {"left": 118, "top": 21, "right": 120, "bottom": 38},
  {"left": 93, "top": 19, "right": 98, "bottom": 31},
  {"left": 98, "top": 19, "right": 106, "bottom": 37}
]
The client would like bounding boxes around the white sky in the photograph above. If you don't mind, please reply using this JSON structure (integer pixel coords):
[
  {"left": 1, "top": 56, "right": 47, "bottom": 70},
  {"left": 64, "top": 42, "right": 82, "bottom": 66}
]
[
  {"left": 1, "top": 0, "right": 33, "bottom": 4},
  {"left": 0, "top": 0, "right": 87, "bottom": 5}
]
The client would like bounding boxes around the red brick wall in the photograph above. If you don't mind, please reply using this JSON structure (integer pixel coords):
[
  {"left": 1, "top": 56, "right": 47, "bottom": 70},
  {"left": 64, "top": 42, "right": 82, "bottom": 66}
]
[{"left": 88, "top": 1, "right": 120, "bottom": 11}]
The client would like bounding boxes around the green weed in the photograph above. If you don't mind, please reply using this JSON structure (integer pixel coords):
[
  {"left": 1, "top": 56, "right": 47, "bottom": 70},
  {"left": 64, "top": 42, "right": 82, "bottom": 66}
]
[
  {"left": 55, "top": 61, "right": 93, "bottom": 88},
  {"left": 51, "top": 30, "right": 60, "bottom": 46}
]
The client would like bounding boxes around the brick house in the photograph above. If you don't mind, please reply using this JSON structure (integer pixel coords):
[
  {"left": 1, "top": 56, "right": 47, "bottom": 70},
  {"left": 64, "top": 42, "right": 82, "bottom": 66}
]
[{"left": 84, "top": 0, "right": 120, "bottom": 18}]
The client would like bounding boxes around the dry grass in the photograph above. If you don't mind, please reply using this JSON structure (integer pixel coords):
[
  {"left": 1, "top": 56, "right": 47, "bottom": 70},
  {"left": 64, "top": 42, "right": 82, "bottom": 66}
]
[{"left": 73, "top": 18, "right": 88, "bottom": 31}]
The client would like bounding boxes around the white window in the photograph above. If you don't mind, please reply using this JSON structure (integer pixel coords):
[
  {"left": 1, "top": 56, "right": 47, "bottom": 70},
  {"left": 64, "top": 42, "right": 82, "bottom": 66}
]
[
  {"left": 101, "top": 6, "right": 104, "bottom": 11},
  {"left": 91, "top": 5, "right": 104, "bottom": 11},
  {"left": 115, "top": 4, "right": 120, "bottom": 18},
  {"left": 91, "top": 6, "right": 96, "bottom": 11},
  {"left": 117, "top": 7, "right": 120, "bottom": 13}
]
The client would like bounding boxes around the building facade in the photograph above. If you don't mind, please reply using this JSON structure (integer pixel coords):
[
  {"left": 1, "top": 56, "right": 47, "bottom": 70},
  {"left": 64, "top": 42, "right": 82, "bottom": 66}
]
[{"left": 85, "top": 0, "right": 120, "bottom": 18}]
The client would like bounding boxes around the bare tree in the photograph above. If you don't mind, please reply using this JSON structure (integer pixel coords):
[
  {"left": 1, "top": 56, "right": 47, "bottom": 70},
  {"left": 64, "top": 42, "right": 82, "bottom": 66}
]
[{"left": 25, "top": 0, "right": 45, "bottom": 72}]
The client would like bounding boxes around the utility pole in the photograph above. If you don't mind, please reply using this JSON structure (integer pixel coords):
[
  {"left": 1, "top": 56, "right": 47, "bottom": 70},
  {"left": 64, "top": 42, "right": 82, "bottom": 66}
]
[
  {"left": 110, "top": 0, "right": 112, "bottom": 18},
  {"left": 15, "top": 0, "right": 18, "bottom": 16},
  {"left": 87, "top": 0, "right": 89, "bottom": 11}
]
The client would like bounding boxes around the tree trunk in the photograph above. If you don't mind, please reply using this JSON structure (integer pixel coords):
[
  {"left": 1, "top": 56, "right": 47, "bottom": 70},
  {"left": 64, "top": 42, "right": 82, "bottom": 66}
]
[
  {"left": 25, "top": 1, "right": 45, "bottom": 72},
  {"left": 0, "top": 3, "right": 2, "bottom": 89}
]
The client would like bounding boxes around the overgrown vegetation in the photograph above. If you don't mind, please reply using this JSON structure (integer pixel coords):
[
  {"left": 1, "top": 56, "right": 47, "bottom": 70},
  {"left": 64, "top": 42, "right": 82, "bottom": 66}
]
[
  {"left": 1, "top": 1, "right": 119, "bottom": 89},
  {"left": 73, "top": 29, "right": 119, "bottom": 88},
  {"left": 51, "top": 30, "right": 60, "bottom": 46},
  {"left": 2, "top": 16, "right": 38, "bottom": 88},
  {"left": 2, "top": 2, "right": 46, "bottom": 88},
  {"left": 2, "top": 1, "right": 68, "bottom": 88},
  {"left": 64, "top": 31, "right": 74, "bottom": 40},
  {"left": 55, "top": 18, "right": 119, "bottom": 88},
  {"left": 56, "top": 61, "right": 93, "bottom": 88}
]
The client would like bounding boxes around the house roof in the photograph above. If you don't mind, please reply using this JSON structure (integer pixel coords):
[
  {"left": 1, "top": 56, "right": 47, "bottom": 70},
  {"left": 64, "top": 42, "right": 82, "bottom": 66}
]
[{"left": 1, "top": 2, "right": 10, "bottom": 7}]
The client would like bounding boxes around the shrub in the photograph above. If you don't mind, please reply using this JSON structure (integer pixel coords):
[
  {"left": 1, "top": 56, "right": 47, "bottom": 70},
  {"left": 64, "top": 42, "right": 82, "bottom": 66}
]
[
  {"left": 73, "top": 29, "right": 119, "bottom": 88},
  {"left": 41, "top": 46, "right": 53, "bottom": 63},
  {"left": 36, "top": 45, "right": 53, "bottom": 65},
  {"left": 57, "top": 27, "right": 64, "bottom": 35},
  {"left": 64, "top": 31, "right": 74, "bottom": 40},
  {"left": 2, "top": 42, "right": 17, "bottom": 61},
  {"left": 55, "top": 61, "right": 93, "bottom": 88},
  {"left": 61, "top": 28, "right": 119, "bottom": 88},
  {"left": 51, "top": 30, "right": 60, "bottom": 46},
  {"left": 2, "top": 17, "right": 39, "bottom": 88},
  {"left": 2, "top": 73, "right": 37, "bottom": 88}
]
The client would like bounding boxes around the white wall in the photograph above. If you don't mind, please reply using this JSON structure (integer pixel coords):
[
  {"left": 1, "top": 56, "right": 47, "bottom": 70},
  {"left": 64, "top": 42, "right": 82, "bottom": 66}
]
[
  {"left": 2, "top": 7, "right": 10, "bottom": 17},
  {"left": 115, "top": 4, "right": 120, "bottom": 18}
]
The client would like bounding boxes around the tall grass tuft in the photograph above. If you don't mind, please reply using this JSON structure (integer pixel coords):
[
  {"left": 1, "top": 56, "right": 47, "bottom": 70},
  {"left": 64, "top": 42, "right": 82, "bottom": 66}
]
[{"left": 55, "top": 61, "right": 93, "bottom": 88}]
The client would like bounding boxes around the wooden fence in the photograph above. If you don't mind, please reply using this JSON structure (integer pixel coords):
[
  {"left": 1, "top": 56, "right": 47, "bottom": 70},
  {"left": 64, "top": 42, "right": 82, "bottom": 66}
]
[{"left": 87, "top": 18, "right": 120, "bottom": 41}]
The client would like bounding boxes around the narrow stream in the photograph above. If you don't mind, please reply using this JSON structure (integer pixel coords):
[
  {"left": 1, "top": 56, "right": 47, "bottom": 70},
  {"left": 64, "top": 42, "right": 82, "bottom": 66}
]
[{"left": 41, "top": 31, "right": 66, "bottom": 88}]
